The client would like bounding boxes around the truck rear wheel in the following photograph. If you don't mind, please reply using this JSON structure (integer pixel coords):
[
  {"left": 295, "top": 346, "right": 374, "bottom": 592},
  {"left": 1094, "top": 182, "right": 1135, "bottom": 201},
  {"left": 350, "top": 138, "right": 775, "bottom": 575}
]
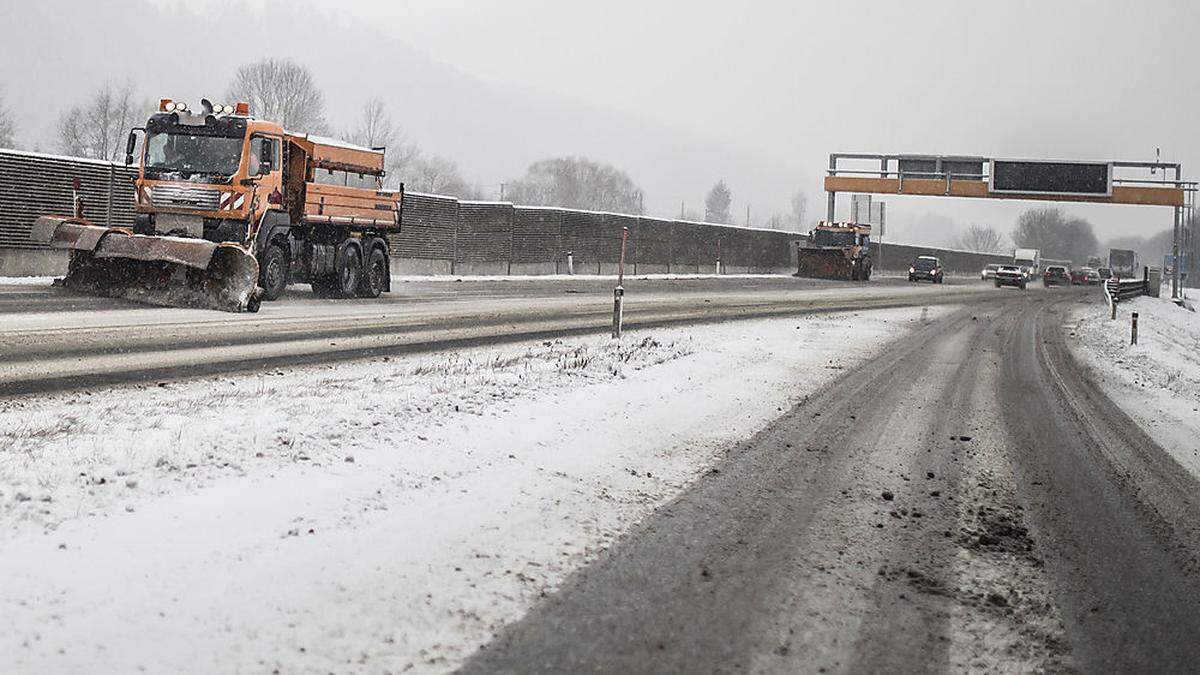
[
  {"left": 333, "top": 247, "right": 361, "bottom": 299},
  {"left": 357, "top": 247, "right": 387, "bottom": 298}
]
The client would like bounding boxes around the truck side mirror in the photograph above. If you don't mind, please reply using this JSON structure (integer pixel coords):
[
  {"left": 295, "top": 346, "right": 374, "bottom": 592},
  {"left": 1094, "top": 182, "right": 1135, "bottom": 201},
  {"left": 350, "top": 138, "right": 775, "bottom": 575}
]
[
  {"left": 257, "top": 139, "right": 273, "bottom": 175},
  {"left": 124, "top": 128, "right": 142, "bottom": 166}
]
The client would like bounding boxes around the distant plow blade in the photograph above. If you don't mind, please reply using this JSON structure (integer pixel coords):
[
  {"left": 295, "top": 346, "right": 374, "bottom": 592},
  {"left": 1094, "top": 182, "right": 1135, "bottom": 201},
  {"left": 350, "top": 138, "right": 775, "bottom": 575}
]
[
  {"left": 795, "top": 249, "right": 856, "bottom": 281},
  {"left": 32, "top": 216, "right": 260, "bottom": 312}
]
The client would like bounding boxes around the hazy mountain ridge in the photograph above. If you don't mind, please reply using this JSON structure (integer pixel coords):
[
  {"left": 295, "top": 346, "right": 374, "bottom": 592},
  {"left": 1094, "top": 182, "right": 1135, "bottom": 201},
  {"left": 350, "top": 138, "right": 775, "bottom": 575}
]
[{"left": 0, "top": 0, "right": 801, "bottom": 223}]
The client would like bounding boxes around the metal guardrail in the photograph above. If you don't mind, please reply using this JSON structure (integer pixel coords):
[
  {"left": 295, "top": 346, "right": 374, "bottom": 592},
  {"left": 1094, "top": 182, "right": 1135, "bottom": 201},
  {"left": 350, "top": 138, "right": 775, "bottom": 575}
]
[
  {"left": 1107, "top": 277, "right": 1148, "bottom": 301},
  {"left": 1105, "top": 275, "right": 1148, "bottom": 318}
]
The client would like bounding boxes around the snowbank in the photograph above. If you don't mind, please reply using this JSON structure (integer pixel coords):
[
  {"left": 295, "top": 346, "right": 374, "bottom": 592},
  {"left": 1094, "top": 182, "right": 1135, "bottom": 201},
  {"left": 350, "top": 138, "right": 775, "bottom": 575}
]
[
  {"left": 1069, "top": 295, "right": 1200, "bottom": 480},
  {"left": 0, "top": 276, "right": 55, "bottom": 286},
  {"left": 0, "top": 306, "right": 947, "bottom": 673},
  {"left": 390, "top": 272, "right": 783, "bottom": 283}
]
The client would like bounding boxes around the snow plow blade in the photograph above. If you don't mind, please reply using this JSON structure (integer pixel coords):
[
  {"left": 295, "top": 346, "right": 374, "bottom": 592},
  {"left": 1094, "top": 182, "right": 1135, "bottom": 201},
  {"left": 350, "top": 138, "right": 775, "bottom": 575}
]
[
  {"left": 795, "top": 249, "right": 857, "bottom": 281},
  {"left": 32, "top": 216, "right": 261, "bottom": 312}
]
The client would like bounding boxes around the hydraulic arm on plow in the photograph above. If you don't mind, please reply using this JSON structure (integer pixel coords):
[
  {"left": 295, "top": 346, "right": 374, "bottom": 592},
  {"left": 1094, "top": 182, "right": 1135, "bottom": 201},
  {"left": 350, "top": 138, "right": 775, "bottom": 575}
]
[{"left": 33, "top": 98, "right": 403, "bottom": 312}]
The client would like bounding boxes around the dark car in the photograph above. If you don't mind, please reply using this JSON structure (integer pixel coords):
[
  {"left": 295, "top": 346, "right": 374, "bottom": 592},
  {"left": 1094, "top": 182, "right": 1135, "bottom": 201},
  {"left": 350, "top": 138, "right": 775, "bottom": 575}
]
[
  {"left": 908, "top": 256, "right": 944, "bottom": 284},
  {"left": 1072, "top": 267, "right": 1101, "bottom": 285},
  {"left": 994, "top": 265, "right": 1027, "bottom": 290},
  {"left": 1043, "top": 265, "right": 1070, "bottom": 286}
]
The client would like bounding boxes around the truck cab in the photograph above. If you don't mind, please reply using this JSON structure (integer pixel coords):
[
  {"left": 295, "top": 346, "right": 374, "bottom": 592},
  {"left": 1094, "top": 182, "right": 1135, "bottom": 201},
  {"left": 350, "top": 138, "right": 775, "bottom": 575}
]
[{"left": 133, "top": 100, "right": 283, "bottom": 245}]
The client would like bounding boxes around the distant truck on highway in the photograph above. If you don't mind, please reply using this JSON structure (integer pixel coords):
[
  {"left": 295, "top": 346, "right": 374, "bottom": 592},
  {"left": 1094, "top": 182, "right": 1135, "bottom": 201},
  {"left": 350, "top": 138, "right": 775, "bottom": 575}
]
[
  {"left": 1013, "top": 248, "right": 1041, "bottom": 275},
  {"left": 794, "top": 221, "right": 873, "bottom": 281},
  {"left": 1108, "top": 248, "right": 1138, "bottom": 278}
]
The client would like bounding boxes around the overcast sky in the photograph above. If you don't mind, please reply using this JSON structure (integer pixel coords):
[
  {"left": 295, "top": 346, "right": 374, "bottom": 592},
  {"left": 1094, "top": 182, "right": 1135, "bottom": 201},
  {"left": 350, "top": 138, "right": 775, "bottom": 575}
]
[{"left": 20, "top": 0, "right": 1200, "bottom": 243}]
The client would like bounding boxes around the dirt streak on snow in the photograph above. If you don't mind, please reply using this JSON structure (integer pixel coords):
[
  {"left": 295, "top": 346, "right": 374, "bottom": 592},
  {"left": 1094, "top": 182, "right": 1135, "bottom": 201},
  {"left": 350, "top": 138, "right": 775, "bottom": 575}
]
[
  {"left": 0, "top": 306, "right": 947, "bottom": 674},
  {"left": 1069, "top": 295, "right": 1200, "bottom": 481}
]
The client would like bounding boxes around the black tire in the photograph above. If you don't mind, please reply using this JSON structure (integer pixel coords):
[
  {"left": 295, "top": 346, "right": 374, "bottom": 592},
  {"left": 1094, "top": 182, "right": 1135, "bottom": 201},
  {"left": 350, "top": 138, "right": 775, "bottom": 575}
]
[
  {"left": 333, "top": 246, "right": 361, "bottom": 299},
  {"left": 259, "top": 244, "right": 289, "bottom": 301},
  {"left": 995, "top": 280, "right": 1002, "bottom": 288},
  {"left": 357, "top": 247, "right": 388, "bottom": 298}
]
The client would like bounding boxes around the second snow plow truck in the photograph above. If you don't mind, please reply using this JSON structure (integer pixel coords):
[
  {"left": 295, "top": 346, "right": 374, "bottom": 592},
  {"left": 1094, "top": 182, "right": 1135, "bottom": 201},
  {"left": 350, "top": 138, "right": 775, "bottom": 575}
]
[
  {"left": 795, "top": 221, "right": 873, "bottom": 281},
  {"left": 32, "top": 98, "right": 403, "bottom": 312}
]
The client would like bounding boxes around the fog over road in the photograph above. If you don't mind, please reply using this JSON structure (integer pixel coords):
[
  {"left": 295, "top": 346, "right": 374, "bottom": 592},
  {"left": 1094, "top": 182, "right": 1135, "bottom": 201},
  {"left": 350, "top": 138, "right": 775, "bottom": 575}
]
[
  {"left": 1, "top": 276, "right": 1004, "bottom": 396},
  {"left": 461, "top": 292, "right": 1200, "bottom": 674}
]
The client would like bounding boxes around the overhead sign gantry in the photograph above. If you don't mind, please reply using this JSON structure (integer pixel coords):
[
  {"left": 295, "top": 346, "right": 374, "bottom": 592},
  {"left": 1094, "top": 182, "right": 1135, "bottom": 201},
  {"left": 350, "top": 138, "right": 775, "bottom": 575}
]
[{"left": 824, "top": 153, "right": 1196, "bottom": 296}]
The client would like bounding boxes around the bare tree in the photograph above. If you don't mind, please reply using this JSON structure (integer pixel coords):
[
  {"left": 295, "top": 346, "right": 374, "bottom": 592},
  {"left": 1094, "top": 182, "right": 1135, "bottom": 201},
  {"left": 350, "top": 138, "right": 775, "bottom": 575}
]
[
  {"left": 0, "top": 93, "right": 16, "bottom": 149},
  {"left": 1011, "top": 207, "right": 1100, "bottom": 261},
  {"left": 346, "top": 98, "right": 420, "bottom": 190},
  {"left": 953, "top": 223, "right": 1006, "bottom": 253},
  {"left": 57, "top": 82, "right": 141, "bottom": 161},
  {"left": 505, "top": 157, "right": 644, "bottom": 213},
  {"left": 227, "top": 58, "right": 327, "bottom": 132},
  {"left": 705, "top": 180, "right": 732, "bottom": 223},
  {"left": 406, "top": 154, "right": 479, "bottom": 199},
  {"left": 348, "top": 97, "right": 395, "bottom": 148}
]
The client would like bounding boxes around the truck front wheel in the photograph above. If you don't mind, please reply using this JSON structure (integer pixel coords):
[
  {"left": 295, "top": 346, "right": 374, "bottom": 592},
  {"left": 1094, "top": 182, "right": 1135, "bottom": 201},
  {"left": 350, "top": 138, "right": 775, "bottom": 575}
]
[{"left": 259, "top": 244, "right": 290, "bottom": 301}]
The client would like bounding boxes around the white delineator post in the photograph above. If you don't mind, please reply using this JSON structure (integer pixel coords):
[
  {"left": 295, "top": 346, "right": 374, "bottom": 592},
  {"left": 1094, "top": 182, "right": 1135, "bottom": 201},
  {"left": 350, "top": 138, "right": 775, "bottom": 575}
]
[
  {"left": 716, "top": 238, "right": 722, "bottom": 275},
  {"left": 72, "top": 176, "right": 83, "bottom": 218},
  {"left": 612, "top": 227, "right": 629, "bottom": 339},
  {"left": 566, "top": 250, "right": 574, "bottom": 275}
]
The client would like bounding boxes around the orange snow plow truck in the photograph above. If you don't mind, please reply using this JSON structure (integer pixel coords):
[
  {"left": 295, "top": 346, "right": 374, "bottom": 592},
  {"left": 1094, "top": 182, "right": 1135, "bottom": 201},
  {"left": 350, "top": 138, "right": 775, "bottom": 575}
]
[
  {"left": 794, "top": 221, "right": 873, "bottom": 281},
  {"left": 32, "top": 98, "right": 403, "bottom": 312}
]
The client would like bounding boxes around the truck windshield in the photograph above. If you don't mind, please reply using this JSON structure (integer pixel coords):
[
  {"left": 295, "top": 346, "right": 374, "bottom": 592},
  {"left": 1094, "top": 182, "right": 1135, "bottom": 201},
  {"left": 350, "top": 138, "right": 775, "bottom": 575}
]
[
  {"left": 812, "top": 231, "right": 856, "bottom": 247},
  {"left": 145, "top": 132, "right": 243, "bottom": 177}
]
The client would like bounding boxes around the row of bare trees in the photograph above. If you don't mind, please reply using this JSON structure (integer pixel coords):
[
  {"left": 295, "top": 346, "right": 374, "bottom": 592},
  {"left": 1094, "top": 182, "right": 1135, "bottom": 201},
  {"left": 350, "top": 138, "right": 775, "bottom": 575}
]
[
  {"left": 699, "top": 180, "right": 807, "bottom": 231},
  {"left": 21, "top": 58, "right": 809, "bottom": 221}
]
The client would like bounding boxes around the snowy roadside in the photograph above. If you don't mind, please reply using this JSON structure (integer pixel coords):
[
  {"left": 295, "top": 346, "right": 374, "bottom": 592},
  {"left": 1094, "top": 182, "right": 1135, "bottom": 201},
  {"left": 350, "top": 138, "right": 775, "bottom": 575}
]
[
  {"left": 0, "top": 306, "right": 947, "bottom": 674},
  {"left": 1069, "top": 295, "right": 1200, "bottom": 480},
  {"left": 0, "top": 276, "right": 56, "bottom": 286}
]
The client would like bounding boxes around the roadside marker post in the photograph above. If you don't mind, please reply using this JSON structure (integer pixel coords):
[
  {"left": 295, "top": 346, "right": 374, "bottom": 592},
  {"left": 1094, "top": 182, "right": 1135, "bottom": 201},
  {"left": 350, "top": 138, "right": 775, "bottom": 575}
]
[
  {"left": 1131, "top": 311, "right": 1139, "bottom": 345},
  {"left": 566, "top": 251, "right": 575, "bottom": 276},
  {"left": 612, "top": 227, "right": 629, "bottom": 339}
]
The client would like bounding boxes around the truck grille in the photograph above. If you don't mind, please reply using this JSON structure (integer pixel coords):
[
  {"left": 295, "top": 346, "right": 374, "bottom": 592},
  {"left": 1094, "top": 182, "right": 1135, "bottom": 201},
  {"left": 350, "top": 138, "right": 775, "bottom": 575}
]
[{"left": 148, "top": 185, "right": 221, "bottom": 211}]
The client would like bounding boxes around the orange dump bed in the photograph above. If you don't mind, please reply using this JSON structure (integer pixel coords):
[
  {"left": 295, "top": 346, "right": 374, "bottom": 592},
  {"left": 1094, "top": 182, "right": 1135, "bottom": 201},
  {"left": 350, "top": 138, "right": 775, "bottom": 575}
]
[
  {"left": 287, "top": 133, "right": 401, "bottom": 229},
  {"left": 304, "top": 183, "right": 401, "bottom": 229}
]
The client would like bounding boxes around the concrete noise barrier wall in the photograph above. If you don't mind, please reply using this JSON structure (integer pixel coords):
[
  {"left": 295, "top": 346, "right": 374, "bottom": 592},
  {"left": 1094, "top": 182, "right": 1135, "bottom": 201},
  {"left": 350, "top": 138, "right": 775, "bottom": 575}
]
[{"left": 0, "top": 148, "right": 1012, "bottom": 277}]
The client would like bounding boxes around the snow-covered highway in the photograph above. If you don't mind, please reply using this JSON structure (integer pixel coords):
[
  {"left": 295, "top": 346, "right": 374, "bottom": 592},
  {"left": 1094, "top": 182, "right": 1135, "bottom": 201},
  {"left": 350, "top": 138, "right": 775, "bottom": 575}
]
[{"left": 0, "top": 275, "right": 1006, "bottom": 396}]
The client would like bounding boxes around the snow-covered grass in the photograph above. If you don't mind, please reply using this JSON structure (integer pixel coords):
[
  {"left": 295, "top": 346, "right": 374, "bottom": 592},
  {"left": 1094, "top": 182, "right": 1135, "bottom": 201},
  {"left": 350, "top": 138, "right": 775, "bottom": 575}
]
[
  {"left": 0, "top": 306, "right": 947, "bottom": 674},
  {"left": 1070, "top": 295, "right": 1200, "bottom": 480}
]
